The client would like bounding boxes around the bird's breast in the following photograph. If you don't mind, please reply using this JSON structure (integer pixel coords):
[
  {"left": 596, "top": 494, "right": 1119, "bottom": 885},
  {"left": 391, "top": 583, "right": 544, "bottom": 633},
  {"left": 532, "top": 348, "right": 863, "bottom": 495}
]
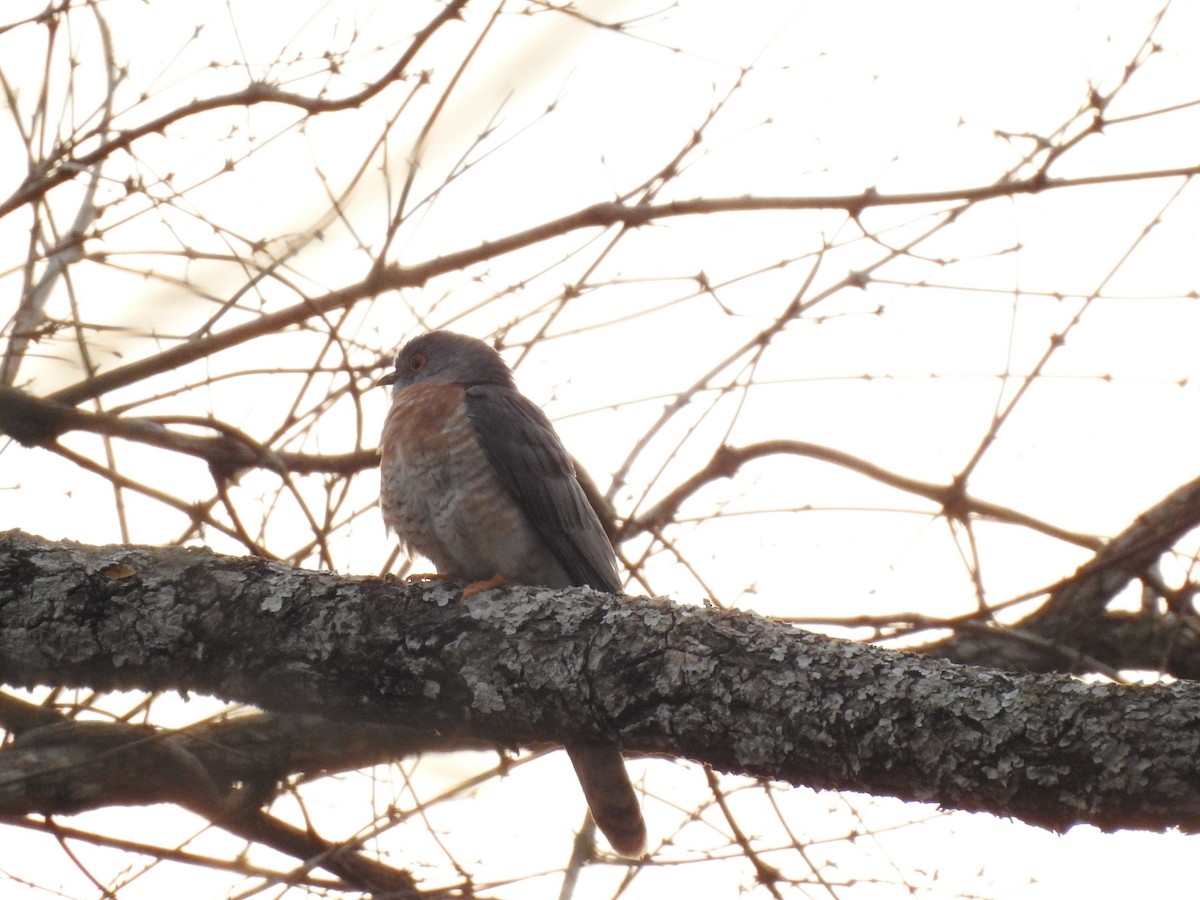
[
  {"left": 380, "top": 381, "right": 561, "bottom": 583},
  {"left": 381, "top": 381, "right": 469, "bottom": 464}
]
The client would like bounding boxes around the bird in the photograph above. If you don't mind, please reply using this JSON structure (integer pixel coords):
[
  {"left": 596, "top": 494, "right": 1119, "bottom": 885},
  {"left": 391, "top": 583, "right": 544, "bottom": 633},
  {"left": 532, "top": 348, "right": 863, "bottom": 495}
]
[{"left": 377, "top": 329, "right": 646, "bottom": 857}]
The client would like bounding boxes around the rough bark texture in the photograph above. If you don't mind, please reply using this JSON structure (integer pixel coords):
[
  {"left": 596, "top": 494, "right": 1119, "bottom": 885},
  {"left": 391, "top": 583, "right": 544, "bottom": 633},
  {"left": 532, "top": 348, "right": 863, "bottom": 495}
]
[{"left": 3, "top": 528, "right": 1200, "bottom": 838}]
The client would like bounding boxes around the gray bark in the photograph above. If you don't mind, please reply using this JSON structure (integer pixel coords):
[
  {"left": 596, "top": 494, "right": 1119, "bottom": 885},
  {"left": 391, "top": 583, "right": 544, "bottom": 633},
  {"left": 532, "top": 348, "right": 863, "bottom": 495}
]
[{"left": 3, "top": 527, "right": 1200, "bottom": 841}]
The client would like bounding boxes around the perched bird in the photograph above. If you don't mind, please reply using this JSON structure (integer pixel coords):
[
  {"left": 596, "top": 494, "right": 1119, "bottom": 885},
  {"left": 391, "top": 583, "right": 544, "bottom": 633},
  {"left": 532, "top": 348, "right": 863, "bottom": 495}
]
[{"left": 378, "top": 330, "right": 646, "bottom": 857}]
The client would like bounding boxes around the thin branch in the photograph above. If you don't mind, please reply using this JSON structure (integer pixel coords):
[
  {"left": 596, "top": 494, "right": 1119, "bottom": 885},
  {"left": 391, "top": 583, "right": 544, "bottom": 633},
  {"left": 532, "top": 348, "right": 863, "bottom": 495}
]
[
  {"left": 621, "top": 440, "right": 1101, "bottom": 551},
  {"left": 0, "top": 0, "right": 471, "bottom": 222},
  {"left": 39, "top": 163, "right": 1200, "bottom": 409}
]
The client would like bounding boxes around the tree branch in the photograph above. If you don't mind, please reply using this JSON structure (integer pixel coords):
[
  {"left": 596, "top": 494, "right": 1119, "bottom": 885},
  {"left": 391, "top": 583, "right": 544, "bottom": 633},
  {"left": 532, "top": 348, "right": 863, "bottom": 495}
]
[
  {"left": 0, "top": 695, "right": 495, "bottom": 818},
  {"left": 929, "top": 472, "right": 1200, "bottom": 672},
  {"left": 0, "top": 0, "right": 470, "bottom": 222},
  {"left": 39, "top": 163, "right": 1200, "bottom": 410},
  {"left": 0, "top": 383, "right": 376, "bottom": 477},
  {"left": 3, "top": 530, "right": 1200, "bottom": 837},
  {"left": 0, "top": 686, "right": 479, "bottom": 896},
  {"left": 622, "top": 440, "right": 1101, "bottom": 550}
]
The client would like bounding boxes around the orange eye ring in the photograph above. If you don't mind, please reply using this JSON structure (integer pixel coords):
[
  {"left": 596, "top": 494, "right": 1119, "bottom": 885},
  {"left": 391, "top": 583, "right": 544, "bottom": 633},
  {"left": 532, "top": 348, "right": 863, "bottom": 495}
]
[{"left": 407, "top": 352, "right": 427, "bottom": 372}]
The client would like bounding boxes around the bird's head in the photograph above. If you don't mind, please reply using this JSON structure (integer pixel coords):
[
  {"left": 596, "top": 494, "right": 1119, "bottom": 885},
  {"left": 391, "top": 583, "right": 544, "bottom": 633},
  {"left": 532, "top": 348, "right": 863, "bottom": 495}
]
[{"left": 377, "top": 330, "right": 517, "bottom": 395}]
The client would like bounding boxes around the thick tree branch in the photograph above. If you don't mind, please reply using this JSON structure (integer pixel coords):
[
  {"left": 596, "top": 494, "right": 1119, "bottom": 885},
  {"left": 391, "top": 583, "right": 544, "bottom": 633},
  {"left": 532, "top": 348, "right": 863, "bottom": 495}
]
[
  {"left": 3, "top": 530, "right": 1200, "bottom": 837},
  {"left": 0, "top": 688, "right": 478, "bottom": 895},
  {"left": 0, "top": 695, "right": 495, "bottom": 817},
  {"left": 930, "top": 610, "right": 1200, "bottom": 679},
  {"left": 0, "top": 710, "right": 437, "bottom": 895}
]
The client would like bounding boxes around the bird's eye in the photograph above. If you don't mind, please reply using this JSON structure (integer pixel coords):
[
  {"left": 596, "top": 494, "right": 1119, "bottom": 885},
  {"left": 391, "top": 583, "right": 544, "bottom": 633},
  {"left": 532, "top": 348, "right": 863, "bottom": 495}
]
[{"left": 407, "top": 352, "right": 427, "bottom": 372}]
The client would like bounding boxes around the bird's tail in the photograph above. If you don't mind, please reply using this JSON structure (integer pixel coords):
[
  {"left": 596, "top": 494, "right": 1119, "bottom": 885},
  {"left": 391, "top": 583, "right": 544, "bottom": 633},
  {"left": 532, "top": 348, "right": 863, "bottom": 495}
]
[{"left": 565, "top": 741, "right": 646, "bottom": 857}]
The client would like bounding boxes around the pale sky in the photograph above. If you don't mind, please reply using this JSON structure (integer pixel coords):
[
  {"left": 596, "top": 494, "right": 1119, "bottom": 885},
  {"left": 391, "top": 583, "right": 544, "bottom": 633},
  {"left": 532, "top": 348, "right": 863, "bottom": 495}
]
[{"left": 3, "top": 0, "right": 1200, "bottom": 897}]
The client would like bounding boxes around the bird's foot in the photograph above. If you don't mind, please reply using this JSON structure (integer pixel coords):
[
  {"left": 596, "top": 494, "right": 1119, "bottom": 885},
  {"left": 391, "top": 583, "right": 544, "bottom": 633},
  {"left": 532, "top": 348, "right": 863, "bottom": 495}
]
[
  {"left": 405, "top": 571, "right": 453, "bottom": 583},
  {"left": 460, "top": 574, "right": 506, "bottom": 601}
]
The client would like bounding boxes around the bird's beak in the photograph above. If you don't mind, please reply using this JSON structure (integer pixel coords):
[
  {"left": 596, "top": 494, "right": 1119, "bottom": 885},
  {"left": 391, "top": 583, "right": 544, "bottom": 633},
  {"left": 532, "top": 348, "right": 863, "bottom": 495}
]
[{"left": 376, "top": 370, "right": 399, "bottom": 388}]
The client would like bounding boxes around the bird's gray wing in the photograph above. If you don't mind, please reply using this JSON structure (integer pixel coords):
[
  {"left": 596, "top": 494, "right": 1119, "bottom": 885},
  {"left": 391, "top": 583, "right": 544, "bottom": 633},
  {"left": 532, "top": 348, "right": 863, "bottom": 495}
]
[{"left": 464, "top": 384, "right": 621, "bottom": 593}]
